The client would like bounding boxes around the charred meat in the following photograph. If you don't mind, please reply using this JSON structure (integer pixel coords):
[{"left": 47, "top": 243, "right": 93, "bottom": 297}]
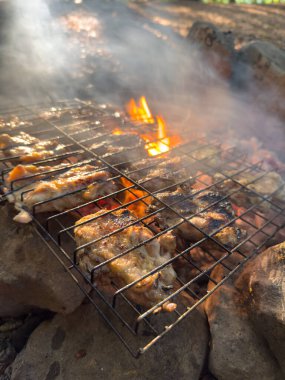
[
  {"left": 90, "top": 133, "right": 146, "bottom": 164},
  {"left": 125, "top": 155, "right": 193, "bottom": 192},
  {"left": 75, "top": 208, "right": 177, "bottom": 311},
  {"left": 148, "top": 188, "right": 245, "bottom": 248}
]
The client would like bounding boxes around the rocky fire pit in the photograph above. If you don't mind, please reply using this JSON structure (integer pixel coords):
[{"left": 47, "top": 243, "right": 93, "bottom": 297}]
[{"left": 0, "top": 3, "right": 285, "bottom": 380}]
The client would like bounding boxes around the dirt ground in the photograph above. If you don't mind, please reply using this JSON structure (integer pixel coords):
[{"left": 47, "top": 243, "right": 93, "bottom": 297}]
[{"left": 129, "top": 1, "right": 285, "bottom": 50}]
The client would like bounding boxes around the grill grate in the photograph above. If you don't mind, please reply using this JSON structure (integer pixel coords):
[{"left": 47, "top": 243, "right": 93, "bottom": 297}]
[{"left": 1, "top": 98, "right": 285, "bottom": 357}]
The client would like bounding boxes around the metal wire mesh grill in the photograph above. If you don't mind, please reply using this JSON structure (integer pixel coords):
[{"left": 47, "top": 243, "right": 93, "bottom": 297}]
[{"left": 1, "top": 98, "right": 285, "bottom": 357}]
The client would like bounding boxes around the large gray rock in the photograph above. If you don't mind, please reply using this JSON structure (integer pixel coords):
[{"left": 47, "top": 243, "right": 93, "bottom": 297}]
[
  {"left": 239, "top": 41, "right": 285, "bottom": 87},
  {"left": 0, "top": 204, "right": 86, "bottom": 316},
  {"left": 10, "top": 301, "right": 209, "bottom": 380},
  {"left": 236, "top": 242, "right": 285, "bottom": 375},
  {"left": 187, "top": 21, "right": 234, "bottom": 79},
  {"left": 238, "top": 41, "right": 285, "bottom": 117},
  {"left": 205, "top": 242, "right": 285, "bottom": 380}
]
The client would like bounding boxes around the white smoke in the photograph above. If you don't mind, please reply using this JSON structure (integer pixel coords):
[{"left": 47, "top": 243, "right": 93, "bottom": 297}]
[
  {"left": 0, "top": 0, "right": 284, "bottom": 157},
  {"left": 0, "top": 0, "right": 75, "bottom": 103}
]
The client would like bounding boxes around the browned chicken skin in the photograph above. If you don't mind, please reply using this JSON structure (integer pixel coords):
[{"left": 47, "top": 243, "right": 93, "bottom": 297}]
[
  {"left": 11, "top": 165, "right": 117, "bottom": 223},
  {"left": 5, "top": 162, "right": 73, "bottom": 189},
  {"left": 0, "top": 137, "right": 66, "bottom": 163},
  {"left": 75, "top": 208, "right": 177, "bottom": 311},
  {"left": 0, "top": 132, "right": 39, "bottom": 149}
]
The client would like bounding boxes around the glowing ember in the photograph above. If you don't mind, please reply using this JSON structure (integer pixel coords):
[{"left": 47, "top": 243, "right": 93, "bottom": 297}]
[{"left": 112, "top": 128, "right": 123, "bottom": 135}]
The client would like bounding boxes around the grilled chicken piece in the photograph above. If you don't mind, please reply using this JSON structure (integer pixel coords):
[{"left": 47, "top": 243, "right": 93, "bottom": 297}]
[
  {"left": 214, "top": 170, "right": 285, "bottom": 209},
  {"left": 4, "top": 162, "right": 74, "bottom": 190},
  {"left": 0, "top": 116, "right": 32, "bottom": 130},
  {"left": 126, "top": 156, "right": 193, "bottom": 192},
  {"left": 124, "top": 145, "right": 221, "bottom": 192},
  {"left": 2, "top": 140, "right": 66, "bottom": 163},
  {"left": 90, "top": 133, "right": 146, "bottom": 164},
  {"left": 12, "top": 165, "right": 117, "bottom": 223},
  {"left": 148, "top": 188, "right": 244, "bottom": 248},
  {"left": 75, "top": 209, "right": 177, "bottom": 311},
  {"left": 0, "top": 132, "right": 39, "bottom": 149}
]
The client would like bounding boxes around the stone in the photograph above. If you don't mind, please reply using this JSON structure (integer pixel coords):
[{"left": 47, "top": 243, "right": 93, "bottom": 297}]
[
  {"left": 10, "top": 301, "right": 209, "bottom": 380},
  {"left": 0, "top": 311, "right": 50, "bottom": 375},
  {"left": 0, "top": 203, "right": 86, "bottom": 317},
  {"left": 0, "top": 339, "right": 16, "bottom": 376},
  {"left": 237, "top": 41, "right": 285, "bottom": 117},
  {"left": 236, "top": 242, "right": 285, "bottom": 375},
  {"left": 238, "top": 41, "right": 285, "bottom": 86},
  {"left": 187, "top": 21, "right": 234, "bottom": 79},
  {"left": 205, "top": 267, "right": 281, "bottom": 380}
]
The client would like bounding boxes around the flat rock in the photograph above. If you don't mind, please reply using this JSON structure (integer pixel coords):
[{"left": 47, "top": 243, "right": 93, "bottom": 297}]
[
  {"left": 0, "top": 203, "right": 86, "bottom": 317},
  {"left": 205, "top": 268, "right": 280, "bottom": 380},
  {"left": 10, "top": 301, "right": 209, "bottom": 380},
  {"left": 187, "top": 21, "right": 234, "bottom": 79}
]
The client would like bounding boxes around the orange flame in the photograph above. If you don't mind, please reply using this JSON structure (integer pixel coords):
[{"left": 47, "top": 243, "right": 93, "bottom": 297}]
[
  {"left": 146, "top": 116, "right": 170, "bottom": 156},
  {"left": 120, "top": 177, "right": 152, "bottom": 218},
  {"left": 126, "top": 96, "right": 176, "bottom": 156},
  {"left": 119, "top": 96, "right": 182, "bottom": 217},
  {"left": 126, "top": 96, "right": 154, "bottom": 124},
  {"left": 112, "top": 128, "right": 123, "bottom": 135}
]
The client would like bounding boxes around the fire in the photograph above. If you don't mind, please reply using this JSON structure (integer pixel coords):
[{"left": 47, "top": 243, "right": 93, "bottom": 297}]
[
  {"left": 112, "top": 96, "right": 181, "bottom": 218},
  {"left": 112, "top": 128, "right": 123, "bottom": 135},
  {"left": 146, "top": 116, "right": 170, "bottom": 156},
  {"left": 126, "top": 96, "right": 177, "bottom": 156},
  {"left": 120, "top": 177, "right": 152, "bottom": 218},
  {"left": 126, "top": 96, "right": 154, "bottom": 124}
]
